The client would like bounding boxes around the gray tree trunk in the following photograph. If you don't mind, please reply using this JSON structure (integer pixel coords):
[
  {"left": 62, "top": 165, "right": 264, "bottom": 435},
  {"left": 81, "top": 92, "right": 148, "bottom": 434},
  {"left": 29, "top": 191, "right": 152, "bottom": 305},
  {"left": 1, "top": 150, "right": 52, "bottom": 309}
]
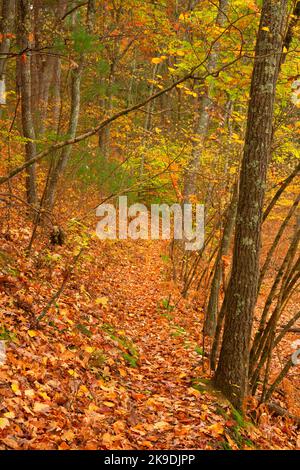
[
  {"left": 183, "top": 0, "right": 228, "bottom": 202},
  {"left": 0, "top": 0, "right": 15, "bottom": 112},
  {"left": 204, "top": 182, "right": 238, "bottom": 337},
  {"left": 44, "top": 63, "right": 82, "bottom": 210},
  {"left": 43, "top": 0, "right": 94, "bottom": 210},
  {"left": 17, "top": 0, "right": 38, "bottom": 205},
  {"left": 213, "top": 0, "right": 288, "bottom": 410},
  {"left": 140, "top": 62, "right": 160, "bottom": 178}
]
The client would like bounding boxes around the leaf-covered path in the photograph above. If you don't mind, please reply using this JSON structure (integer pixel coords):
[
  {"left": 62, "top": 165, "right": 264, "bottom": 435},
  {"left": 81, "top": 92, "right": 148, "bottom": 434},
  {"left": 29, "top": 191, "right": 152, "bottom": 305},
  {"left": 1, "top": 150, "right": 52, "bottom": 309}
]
[
  {"left": 96, "top": 240, "right": 212, "bottom": 449},
  {"left": 0, "top": 236, "right": 298, "bottom": 449}
]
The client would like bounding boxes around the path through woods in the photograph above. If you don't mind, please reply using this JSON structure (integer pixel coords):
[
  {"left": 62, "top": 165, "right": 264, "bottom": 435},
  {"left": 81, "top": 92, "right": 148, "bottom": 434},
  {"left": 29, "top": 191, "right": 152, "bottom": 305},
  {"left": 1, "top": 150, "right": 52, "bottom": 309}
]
[{"left": 0, "top": 231, "right": 298, "bottom": 450}]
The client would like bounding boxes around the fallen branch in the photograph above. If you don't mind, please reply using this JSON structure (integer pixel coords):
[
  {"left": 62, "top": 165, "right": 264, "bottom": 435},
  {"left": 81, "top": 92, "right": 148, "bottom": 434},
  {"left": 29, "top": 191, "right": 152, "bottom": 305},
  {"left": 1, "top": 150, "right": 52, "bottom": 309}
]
[{"left": 268, "top": 402, "right": 300, "bottom": 425}]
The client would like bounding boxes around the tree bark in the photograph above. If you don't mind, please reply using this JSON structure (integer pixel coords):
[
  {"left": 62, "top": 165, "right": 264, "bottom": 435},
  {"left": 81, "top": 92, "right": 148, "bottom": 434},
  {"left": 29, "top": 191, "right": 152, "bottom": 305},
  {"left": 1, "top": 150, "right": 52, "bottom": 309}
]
[
  {"left": 204, "top": 182, "right": 238, "bottom": 337},
  {"left": 183, "top": 0, "right": 228, "bottom": 202},
  {"left": 213, "top": 0, "right": 288, "bottom": 410},
  {"left": 44, "top": 63, "right": 82, "bottom": 210},
  {"left": 0, "top": 0, "right": 15, "bottom": 110},
  {"left": 16, "top": 0, "right": 38, "bottom": 205},
  {"left": 43, "top": 0, "right": 93, "bottom": 210}
]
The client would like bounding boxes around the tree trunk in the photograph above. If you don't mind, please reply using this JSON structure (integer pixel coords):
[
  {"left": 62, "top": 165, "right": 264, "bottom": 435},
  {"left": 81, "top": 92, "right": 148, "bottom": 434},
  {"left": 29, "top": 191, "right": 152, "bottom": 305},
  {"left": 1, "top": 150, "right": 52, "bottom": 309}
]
[
  {"left": 183, "top": 0, "right": 228, "bottom": 202},
  {"left": 0, "top": 0, "right": 15, "bottom": 111},
  {"left": 44, "top": 64, "right": 82, "bottom": 210},
  {"left": 204, "top": 182, "right": 238, "bottom": 337},
  {"left": 43, "top": 0, "right": 94, "bottom": 210},
  {"left": 140, "top": 62, "right": 160, "bottom": 178},
  {"left": 213, "top": 0, "right": 288, "bottom": 410},
  {"left": 17, "top": 0, "right": 38, "bottom": 205}
]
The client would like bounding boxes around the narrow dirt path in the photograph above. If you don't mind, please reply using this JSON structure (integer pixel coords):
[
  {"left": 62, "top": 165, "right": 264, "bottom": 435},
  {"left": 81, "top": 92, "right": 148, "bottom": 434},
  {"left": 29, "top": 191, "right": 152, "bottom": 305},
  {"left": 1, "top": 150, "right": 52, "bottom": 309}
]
[{"left": 95, "top": 240, "right": 232, "bottom": 449}]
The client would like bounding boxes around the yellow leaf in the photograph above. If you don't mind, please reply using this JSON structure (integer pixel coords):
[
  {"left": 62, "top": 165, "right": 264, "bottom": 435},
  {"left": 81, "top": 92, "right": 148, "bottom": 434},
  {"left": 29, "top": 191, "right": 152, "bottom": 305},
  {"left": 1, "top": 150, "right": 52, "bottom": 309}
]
[
  {"left": 0, "top": 418, "right": 10, "bottom": 429},
  {"left": 151, "top": 57, "right": 162, "bottom": 64},
  {"left": 38, "top": 391, "right": 51, "bottom": 401},
  {"left": 88, "top": 403, "right": 99, "bottom": 412},
  {"left": 103, "top": 401, "right": 115, "bottom": 407},
  {"left": 67, "top": 369, "right": 79, "bottom": 378},
  {"left": 95, "top": 296, "right": 109, "bottom": 307},
  {"left": 208, "top": 422, "right": 224, "bottom": 436},
  {"left": 185, "top": 90, "right": 197, "bottom": 97},
  {"left": 179, "top": 12, "right": 189, "bottom": 21},
  {"left": 78, "top": 385, "right": 89, "bottom": 396},
  {"left": 4, "top": 411, "right": 15, "bottom": 419},
  {"left": 262, "top": 26, "right": 270, "bottom": 31},
  {"left": 85, "top": 346, "right": 94, "bottom": 353},
  {"left": 188, "top": 386, "right": 200, "bottom": 396},
  {"left": 11, "top": 382, "right": 21, "bottom": 396},
  {"left": 28, "top": 330, "right": 37, "bottom": 337}
]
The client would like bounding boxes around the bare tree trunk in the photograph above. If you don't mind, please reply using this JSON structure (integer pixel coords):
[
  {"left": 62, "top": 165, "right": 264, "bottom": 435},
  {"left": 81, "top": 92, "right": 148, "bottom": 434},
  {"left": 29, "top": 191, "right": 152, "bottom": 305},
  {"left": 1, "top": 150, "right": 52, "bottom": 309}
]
[
  {"left": 17, "top": 0, "right": 37, "bottom": 205},
  {"left": 43, "top": 0, "right": 94, "bottom": 210},
  {"left": 183, "top": 0, "right": 228, "bottom": 202},
  {"left": 213, "top": 0, "right": 288, "bottom": 410},
  {"left": 86, "top": 0, "right": 96, "bottom": 36},
  {"left": 44, "top": 63, "right": 82, "bottom": 210},
  {"left": 140, "top": 62, "right": 159, "bottom": 178},
  {"left": 32, "top": 0, "right": 67, "bottom": 135},
  {"left": 48, "top": 1, "right": 67, "bottom": 133},
  {"left": 0, "top": 0, "right": 15, "bottom": 112},
  {"left": 204, "top": 182, "right": 238, "bottom": 337},
  {"left": 52, "top": 58, "right": 62, "bottom": 133},
  {"left": 38, "top": 56, "right": 55, "bottom": 135}
]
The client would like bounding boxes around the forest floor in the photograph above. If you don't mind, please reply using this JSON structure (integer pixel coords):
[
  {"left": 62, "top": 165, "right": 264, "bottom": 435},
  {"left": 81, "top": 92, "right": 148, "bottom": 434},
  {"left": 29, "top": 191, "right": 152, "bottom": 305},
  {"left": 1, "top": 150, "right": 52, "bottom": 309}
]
[{"left": 0, "top": 205, "right": 299, "bottom": 450}]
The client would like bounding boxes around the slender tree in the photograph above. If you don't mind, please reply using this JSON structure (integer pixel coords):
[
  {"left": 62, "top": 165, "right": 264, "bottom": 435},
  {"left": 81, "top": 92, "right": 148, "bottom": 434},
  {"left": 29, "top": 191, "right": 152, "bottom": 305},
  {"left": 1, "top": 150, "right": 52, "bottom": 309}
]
[
  {"left": 183, "top": 0, "right": 228, "bottom": 202},
  {"left": 43, "top": 1, "right": 95, "bottom": 210},
  {"left": 16, "top": 0, "right": 38, "bottom": 205},
  {"left": 0, "top": 0, "right": 15, "bottom": 111}
]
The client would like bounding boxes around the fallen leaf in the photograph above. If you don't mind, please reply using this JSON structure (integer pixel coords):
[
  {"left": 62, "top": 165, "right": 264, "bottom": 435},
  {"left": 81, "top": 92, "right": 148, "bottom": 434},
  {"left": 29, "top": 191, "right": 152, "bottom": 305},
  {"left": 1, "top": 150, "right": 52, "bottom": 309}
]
[
  {"left": 0, "top": 417, "right": 10, "bottom": 429},
  {"left": 154, "top": 421, "right": 172, "bottom": 431},
  {"left": 207, "top": 422, "right": 224, "bottom": 437},
  {"left": 28, "top": 330, "right": 37, "bottom": 337},
  {"left": 103, "top": 401, "right": 115, "bottom": 408},
  {"left": 11, "top": 382, "right": 21, "bottom": 396},
  {"left": 33, "top": 402, "right": 50, "bottom": 413}
]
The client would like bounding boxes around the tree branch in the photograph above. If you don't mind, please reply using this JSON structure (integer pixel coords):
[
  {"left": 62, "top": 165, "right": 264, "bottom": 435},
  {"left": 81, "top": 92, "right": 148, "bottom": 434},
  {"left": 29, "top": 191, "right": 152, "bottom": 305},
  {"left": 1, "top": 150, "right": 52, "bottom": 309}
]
[{"left": 0, "top": 55, "right": 243, "bottom": 187}]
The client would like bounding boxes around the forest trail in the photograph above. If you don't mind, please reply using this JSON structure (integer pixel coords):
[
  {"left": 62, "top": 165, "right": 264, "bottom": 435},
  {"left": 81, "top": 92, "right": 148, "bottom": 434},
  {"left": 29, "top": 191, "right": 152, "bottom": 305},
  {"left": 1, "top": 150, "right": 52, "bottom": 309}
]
[
  {"left": 89, "top": 239, "right": 213, "bottom": 449},
  {"left": 0, "top": 231, "right": 298, "bottom": 450}
]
